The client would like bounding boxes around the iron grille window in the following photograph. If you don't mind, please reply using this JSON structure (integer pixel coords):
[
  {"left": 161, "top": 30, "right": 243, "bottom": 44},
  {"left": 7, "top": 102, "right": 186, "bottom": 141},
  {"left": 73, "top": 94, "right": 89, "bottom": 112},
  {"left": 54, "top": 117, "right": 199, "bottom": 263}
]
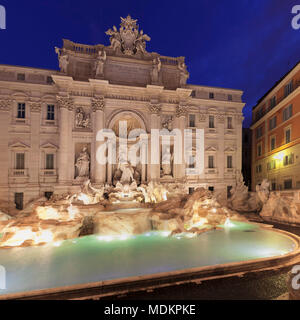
[
  {"left": 17, "top": 103, "right": 26, "bottom": 119},
  {"left": 47, "top": 105, "right": 55, "bottom": 120}
]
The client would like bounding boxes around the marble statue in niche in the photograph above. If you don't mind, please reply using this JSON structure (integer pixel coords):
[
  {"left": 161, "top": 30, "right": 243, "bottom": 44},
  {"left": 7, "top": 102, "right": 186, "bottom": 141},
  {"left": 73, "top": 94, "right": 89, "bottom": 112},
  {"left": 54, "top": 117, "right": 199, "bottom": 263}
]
[
  {"left": 161, "top": 145, "right": 174, "bottom": 177},
  {"left": 75, "top": 146, "right": 90, "bottom": 179}
]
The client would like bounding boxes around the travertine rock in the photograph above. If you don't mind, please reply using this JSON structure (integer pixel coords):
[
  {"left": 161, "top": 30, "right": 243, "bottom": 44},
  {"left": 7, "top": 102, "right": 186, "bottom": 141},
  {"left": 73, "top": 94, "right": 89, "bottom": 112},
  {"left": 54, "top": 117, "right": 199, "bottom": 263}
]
[
  {"left": 260, "top": 192, "right": 300, "bottom": 224},
  {"left": 227, "top": 172, "right": 260, "bottom": 212},
  {"left": 93, "top": 211, "right": 151, "bottom": 236}
]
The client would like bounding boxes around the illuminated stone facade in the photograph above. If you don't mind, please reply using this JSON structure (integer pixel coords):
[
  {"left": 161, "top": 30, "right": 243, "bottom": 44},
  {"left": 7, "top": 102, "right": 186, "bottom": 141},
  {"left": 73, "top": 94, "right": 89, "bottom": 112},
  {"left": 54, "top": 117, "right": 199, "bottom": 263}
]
[{"left": 0, "top": 16, "right": 244, "bottom": 212}]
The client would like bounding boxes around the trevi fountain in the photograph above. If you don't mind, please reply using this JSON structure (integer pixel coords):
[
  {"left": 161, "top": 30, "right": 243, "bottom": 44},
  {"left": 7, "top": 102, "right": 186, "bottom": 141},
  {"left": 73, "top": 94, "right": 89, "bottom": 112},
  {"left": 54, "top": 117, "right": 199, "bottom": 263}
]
[{"left": 0, "top": 162, "right": 299, "bottom": 299}]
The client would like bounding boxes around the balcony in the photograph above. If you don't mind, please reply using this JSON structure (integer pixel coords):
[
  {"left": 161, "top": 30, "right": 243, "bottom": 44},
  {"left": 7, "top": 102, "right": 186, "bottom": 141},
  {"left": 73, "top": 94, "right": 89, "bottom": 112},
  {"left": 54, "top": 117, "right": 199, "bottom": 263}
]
[
  {"left": 40, "top": 169, "right": 57, "bottom": 183},
  {"left": 9, "top": 169, "right": 29, "bottom": 184},
  {"left": 252, "top": 81, "right": 300, "bottom": 125},
  {"left": 205, "top": 168, "right": 218, "bottom": 175},
  {"left": 10, "top": 169, "right": 28, "bottom": 176}
]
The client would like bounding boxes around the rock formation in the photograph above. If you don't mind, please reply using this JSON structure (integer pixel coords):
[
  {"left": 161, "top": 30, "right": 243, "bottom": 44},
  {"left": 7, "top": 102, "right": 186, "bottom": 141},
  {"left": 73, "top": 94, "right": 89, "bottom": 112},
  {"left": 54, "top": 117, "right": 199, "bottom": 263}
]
[{"left": 227, "top": 172, "right": 260, "bottom": 212}]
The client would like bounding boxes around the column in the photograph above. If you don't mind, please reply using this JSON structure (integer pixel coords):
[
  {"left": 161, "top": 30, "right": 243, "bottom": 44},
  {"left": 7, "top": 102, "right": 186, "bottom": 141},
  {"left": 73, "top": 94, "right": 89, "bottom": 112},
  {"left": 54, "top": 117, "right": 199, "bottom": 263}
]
[
  {"left": 0, "top": 99, "right": 11, "bottom": 208},
  {"left": 174, "top": 105, "right": 187, "bottom": 180},
  {"left": 236, "top": 113, "right": 244, "bottom": 172},
  {"left": 92, "top": 97, "right": 106, "bottom": 184},
  {"left": 29, "top": 102, "right": 41, "bottom": 186},
  {"left": 217, "top": 113, "right": 225, "bottom": 179},
  {"left": 149, "top": 104, "right": 161, "bottom": 182},
  {"left": 57, "top": 96, "right": 73, "bottom": 185},
  {"left": 140, "top": 134, "right": 148, "bottom": 184}
]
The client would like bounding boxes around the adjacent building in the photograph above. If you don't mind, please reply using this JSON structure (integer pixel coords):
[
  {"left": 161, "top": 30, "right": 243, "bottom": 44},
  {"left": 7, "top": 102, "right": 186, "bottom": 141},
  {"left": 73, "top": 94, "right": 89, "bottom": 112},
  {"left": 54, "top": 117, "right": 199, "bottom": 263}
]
[
  {"left": 251, "top": 61, "right": 300, "bottom": 191},
  {"left": 242, "top": 128, "right": 252, "bottom": 190},
  {"left": 0, "top": 16, "right": 244, "bottom": 212}
]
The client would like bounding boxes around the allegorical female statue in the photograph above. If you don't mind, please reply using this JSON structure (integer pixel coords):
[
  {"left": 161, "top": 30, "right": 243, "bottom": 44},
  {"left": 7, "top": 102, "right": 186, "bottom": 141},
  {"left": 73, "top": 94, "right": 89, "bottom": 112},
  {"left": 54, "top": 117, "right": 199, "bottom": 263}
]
[
  {"left": 75, "top": 146, "right": 90, "bottom": 179},
  {"left": 161, "top": 145, "right": 173, "bottom": 177}
]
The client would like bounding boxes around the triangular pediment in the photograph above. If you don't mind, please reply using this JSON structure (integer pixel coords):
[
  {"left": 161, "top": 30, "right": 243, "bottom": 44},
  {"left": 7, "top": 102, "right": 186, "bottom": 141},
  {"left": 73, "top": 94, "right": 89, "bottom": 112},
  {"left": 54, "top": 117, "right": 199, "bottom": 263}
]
[
  {"left": 40, "top": 142, "right": 59, "bottom": 150},
  {"left": 205, "top": 146, "right": 217, "bottom": 152},
  {"left": 224, "top": 146, "right": 236, "bottom": 152},
  {"left": 9, "top": 141, "right": 30, "bottom": 149}
]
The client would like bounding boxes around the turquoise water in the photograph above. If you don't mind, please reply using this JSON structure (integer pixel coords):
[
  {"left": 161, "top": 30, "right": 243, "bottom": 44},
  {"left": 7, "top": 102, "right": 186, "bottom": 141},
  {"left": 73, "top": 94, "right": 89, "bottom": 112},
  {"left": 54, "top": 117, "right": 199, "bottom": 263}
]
[{"left": 0, "top": 221, "right": 296, "bottom": 296}]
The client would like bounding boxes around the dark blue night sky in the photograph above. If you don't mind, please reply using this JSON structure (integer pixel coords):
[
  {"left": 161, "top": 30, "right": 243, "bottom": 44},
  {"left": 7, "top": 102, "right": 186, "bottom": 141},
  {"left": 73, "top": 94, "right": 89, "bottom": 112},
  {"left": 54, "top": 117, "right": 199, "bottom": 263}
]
[{"left": 0, "top": 0, "right": 299, "bottom": 127}]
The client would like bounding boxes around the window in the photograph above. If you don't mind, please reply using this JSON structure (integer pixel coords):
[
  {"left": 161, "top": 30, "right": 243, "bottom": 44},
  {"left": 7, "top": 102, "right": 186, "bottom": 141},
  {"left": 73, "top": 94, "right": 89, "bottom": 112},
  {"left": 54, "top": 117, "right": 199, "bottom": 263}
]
[
  {"left": 209, "top": 92, "right": 214, "bottom": 99},
  {"left": 46, "top": 76, "right": 53, "bottom": 85},
  {"left": 46, "top": 154, "right": 54, "bottom": 170},
  {"left": 283, "top": 154, "right": 294, "bottom": 166},
  {"left": 228, "top": 94, "right": 232, "bottom": 101},
  {"left": 285, "top": 128, "right": 291, "bottom": 144},
  {"left": 188, "top": 155, "right": 195, "bottom": 168},
  {"left": 227, "top": 155, "right": 233, "bottom": 168},
  {"left": 257, "top": 143, "right": 262, "bottom": 157},
  {"left": 189, "top": 114, "right": 195, "bottom": 127},
  {"left": 256, "top": 164, "right": 262, "bottom": 173},
  {"left": 283, "top": 104, "right": 293, "bottom": 121},
  {"left": 208, "top": 186, "right": 214, "bottom": 192},
  {"left": 209, "top": 115, "right": 214, "bottom": 128},
  {"left": 208, "top": 155, "right": 214, "bottom": 168},
  {"left": 256, "top": 127, "right": 263, "bottom": 139},
  {"left": 270, "top": 137, "right": 276, "bottom": 151},
  {"left": 284, "top": 179, "right": 292, "bottom": 190},
  {"left": 267, "top": 160, "right": 276, "bottom": 170},
  {"left": 190, "top": 90, "right": 196, "bottom": 98},
  {"left": 269, "top": 116, "right": 277, "bottom": 130},
  {"left": 16, "top": 153, "right": 25, "bottom": 169},
  {"left": 270, "top": 96, "right": 276, "bottom": 109},
  {"left": 47, "top": 105, "right": 55, "bottom": 120},
  {"left": 227, "top": 117, "right": 233, "bottom": 129},
  {"left": 17, "top": 103, "right": 26, "bottom": 119},
  {"left": 15, "top": 193, "right": 24, "bottom": 210},
  {"left": 17, "top": 73, "right": 25, "bottom": 81},
  {"left": 271, "top": 182, "right": 276, "bottom": 191},
  {"left": 284, "top": 80, "right": 293, "bottom": 97}
]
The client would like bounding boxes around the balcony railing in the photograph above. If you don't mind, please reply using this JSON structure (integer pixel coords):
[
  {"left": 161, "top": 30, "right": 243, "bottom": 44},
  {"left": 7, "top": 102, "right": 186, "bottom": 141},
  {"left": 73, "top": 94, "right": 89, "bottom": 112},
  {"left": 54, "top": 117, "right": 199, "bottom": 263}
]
[
  {"left": 9, "top": 169, "right": 28, "bottom": 177},
  {"left": 40, "top": 169, "right": 57, "bottom": 176},
  {"left": 252, "top": 80, "right": 300, "bottom": 125}
]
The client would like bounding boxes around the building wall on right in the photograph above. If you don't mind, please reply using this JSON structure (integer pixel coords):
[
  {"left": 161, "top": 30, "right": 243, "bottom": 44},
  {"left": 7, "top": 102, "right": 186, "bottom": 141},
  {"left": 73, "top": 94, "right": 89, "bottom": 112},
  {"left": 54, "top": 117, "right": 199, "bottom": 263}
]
[{"left": 251, "top": 62, "right": 300, "bottom": 191}]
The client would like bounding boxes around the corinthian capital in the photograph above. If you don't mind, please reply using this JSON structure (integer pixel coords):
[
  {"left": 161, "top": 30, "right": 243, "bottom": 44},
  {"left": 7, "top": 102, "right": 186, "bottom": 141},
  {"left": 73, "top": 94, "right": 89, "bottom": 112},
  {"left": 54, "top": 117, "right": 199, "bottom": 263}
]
[
  {"left": 29, "top": 102, "right": 41, "bottom": 113},
  {"left": 0, "top": 99, "right": 12, "bottom": 112},
  {"left": 57, "top": 95, "right": 73, "bottom": 111},
  {"left": 92, "top": 96, "right": 105, "bottom": 112},
  {"left": 148, "top": 103, "right": 161, "bottom": 115},
  {"left": 176, "top": 105, "right": 188, "bottom": 118}
]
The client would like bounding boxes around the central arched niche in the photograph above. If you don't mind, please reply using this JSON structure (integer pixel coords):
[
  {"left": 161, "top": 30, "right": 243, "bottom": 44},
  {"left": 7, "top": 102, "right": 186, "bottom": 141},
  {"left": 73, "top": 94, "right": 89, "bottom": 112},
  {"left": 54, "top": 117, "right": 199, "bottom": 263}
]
[{"left": 108, "top": 111, "right": 147, "bottom": 137}]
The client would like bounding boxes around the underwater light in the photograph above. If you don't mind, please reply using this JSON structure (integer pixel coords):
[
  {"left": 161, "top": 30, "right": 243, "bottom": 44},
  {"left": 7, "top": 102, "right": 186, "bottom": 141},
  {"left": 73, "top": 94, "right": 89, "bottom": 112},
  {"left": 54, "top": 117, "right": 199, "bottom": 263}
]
[{"left": 224, "top": 218, "right": 234, "bottom": 228}]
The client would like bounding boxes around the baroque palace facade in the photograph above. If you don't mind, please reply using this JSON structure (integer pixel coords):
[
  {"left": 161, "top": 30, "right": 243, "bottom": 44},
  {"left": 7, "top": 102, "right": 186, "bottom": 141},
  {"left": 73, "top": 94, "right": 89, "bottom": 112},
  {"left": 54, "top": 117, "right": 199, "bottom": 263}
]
[
  {"left": 0, "top": 16, "right": 244, "bottom": 211},
  {"left": 251, "top": 61, "right": 300, "bottom": 191}
]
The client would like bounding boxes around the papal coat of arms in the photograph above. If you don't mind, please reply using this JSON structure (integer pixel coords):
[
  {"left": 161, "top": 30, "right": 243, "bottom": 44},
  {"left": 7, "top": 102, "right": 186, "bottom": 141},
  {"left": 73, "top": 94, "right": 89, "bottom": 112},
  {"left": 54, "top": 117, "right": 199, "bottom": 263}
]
[{"left": 106, "top": 15, "right": 151, "bottom": 56}]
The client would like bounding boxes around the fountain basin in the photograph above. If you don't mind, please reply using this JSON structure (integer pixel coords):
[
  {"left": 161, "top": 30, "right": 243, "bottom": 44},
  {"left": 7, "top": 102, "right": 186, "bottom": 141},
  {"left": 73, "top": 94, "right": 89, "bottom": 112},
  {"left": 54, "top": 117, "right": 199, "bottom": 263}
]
[{"left": 0, "top": 221, "right": 299, "bottom": 299}]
